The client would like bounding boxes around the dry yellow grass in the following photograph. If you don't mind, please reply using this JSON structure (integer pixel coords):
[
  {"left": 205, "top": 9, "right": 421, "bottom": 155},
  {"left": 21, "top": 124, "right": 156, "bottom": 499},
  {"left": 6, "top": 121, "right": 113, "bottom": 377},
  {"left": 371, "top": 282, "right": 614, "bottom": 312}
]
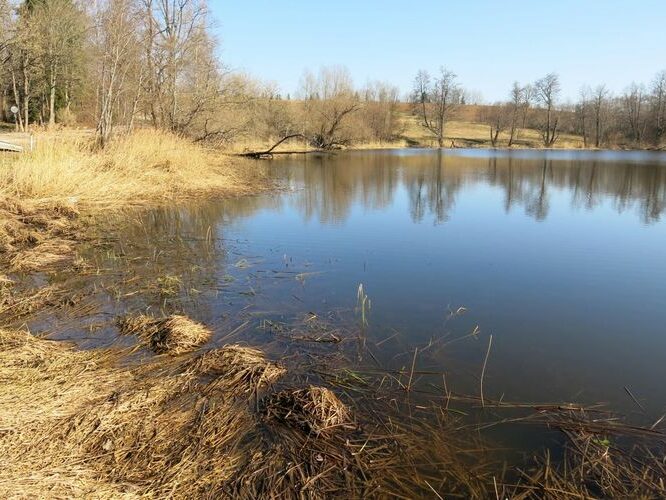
[
  {"left": 117, "top": 314, "right": 213, "bottom": 355},
  {"left": 2, "top": 328, "right": 470, "bottom": 498},
  {"left": 0, "top": 328, "right": 284, "bottom": 498},
  {"left": 0, "top": 129, "right": 270, "bottom": 283},
  {"left": 0, "top": 129, "right": 270, "bottom": 208},
  {"left": 399, "top": 113, "right": 585, "bottom": 149},
  {"left": 265, "top": 386, "right": 355, "bottom": 434}
]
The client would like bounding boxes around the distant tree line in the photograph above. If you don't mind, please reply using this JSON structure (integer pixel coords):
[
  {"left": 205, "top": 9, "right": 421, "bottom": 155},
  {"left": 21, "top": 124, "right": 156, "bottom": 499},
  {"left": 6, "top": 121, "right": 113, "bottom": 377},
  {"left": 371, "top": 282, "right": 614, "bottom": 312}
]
[
  {"left": 0, "top": 1, "right": 664, "bottom": 150},
  {"left": 471, "top": 71, "right": 666, "bottom": 148},
  {"left": 0, "top": 0, "right": 403, "bottom": 149}
]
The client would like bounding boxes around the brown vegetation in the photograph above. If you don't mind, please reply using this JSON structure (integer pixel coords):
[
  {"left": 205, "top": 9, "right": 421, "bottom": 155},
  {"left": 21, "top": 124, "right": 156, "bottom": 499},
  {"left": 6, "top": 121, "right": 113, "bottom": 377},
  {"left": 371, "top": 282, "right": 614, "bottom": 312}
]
[
  {"left": 0, "top": 328, "right": 490, "bottom": 498},
  {"left": 117, "top": 314, "right": 212, "bottom": 355},
  {"left": 504, "top": 410, "right": 666, "bottom": 498},
  {"left": 264, "top": 386, "right": 355, "bottom": 434},
  {"left": 0, "top": 130, "right": 269, "bottom": 207}
]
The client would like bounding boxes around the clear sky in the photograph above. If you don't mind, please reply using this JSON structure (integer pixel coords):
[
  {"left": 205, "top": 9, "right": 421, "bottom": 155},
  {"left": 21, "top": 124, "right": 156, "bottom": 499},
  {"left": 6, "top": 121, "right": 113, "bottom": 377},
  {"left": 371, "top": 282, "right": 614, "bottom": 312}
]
[{"left": 209, "top": 0, "right": 666, "bottom": 102}]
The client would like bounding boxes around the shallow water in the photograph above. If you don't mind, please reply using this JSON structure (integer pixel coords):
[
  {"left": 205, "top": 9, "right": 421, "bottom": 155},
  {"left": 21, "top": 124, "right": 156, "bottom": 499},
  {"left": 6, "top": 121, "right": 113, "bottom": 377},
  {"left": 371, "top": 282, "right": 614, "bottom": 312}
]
[{"left": 47, "top": 148, "right": 666, "bottom": 436}]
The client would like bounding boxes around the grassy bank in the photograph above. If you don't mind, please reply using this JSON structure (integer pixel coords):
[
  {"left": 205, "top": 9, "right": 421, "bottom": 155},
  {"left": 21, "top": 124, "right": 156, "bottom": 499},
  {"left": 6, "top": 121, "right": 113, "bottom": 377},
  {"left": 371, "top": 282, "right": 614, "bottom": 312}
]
[
  {"left": 0, "top": 128, "right": 270, "bottom": 275},
  {"left": 228, "top": 116, "right": 586, "bottom": 156},
  {"left": 0, "top": 129, "right": 269, "bottom": 208}
]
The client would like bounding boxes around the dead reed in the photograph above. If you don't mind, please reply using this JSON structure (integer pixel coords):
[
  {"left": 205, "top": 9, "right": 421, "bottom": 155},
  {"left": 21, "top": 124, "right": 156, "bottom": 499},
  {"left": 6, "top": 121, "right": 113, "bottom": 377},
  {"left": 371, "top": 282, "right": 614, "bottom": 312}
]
[
  {"left": 503, "top": 409, "right": 666, "bottom": 498},
  {"left": 0, "top": 325, "right": 502, "bottom": 498},
  {"left": 0, "top": 130, "right": 271, "bottom": 209},
  {"left": 116, "top": 313, "right": 212, "bottom": 355},
  {"left": 264, "top": 386, "right": 355, "bottom": 434}
]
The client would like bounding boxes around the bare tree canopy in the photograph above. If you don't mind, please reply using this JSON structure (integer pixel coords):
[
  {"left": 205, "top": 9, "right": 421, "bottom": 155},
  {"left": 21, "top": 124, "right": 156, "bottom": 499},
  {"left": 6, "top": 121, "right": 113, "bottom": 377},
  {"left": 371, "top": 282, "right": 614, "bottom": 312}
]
[
  {"left": 534, "top": 73, "right": 561, "bottom": 146},
  {"left": 411, "top": 67, "right": 461, "bottom": 147},
  {"left": 0, "top": 4, "right": 665, "bottom": 151}
]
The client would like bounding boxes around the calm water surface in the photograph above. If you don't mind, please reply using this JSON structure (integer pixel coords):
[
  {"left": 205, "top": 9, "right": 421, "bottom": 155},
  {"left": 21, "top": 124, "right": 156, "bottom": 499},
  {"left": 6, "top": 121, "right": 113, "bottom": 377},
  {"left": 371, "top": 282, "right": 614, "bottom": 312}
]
[{"left": 56, "top": 149, "right": 666, "bottom": 426}]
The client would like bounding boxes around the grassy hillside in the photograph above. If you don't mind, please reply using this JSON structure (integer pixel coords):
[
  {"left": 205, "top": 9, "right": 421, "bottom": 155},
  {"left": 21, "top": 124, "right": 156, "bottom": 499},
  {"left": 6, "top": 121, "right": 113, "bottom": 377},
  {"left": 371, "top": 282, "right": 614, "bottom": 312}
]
[{"left": 397, "top": 107, "right": 584, "bottom": 149}]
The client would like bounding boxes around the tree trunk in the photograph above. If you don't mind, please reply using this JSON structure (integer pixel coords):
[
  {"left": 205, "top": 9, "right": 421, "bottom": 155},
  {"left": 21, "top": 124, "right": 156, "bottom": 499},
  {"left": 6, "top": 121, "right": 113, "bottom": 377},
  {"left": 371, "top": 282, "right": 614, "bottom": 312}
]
[
  {"left": 10, "top": 68, "right": 24, "bottom": 132},
  {"left": 22, "top": 61, "right": 29, "bottom": 130},
  {"left": 48, "top": 63, "right": 58, "bottom": 129}
]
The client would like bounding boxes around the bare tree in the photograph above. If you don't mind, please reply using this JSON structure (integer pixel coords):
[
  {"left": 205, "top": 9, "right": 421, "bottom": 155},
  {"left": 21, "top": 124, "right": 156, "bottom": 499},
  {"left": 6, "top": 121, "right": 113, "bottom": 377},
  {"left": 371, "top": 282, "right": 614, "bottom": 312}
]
[
  {"left": 508, "top": 82, "right": 524, "bottom": 146},
  {"left": 591, "top": 84, "right": 609, "bottom": 148},
  {"left": 362, "top": 80, "right": 402, "bottom": 143},
  {"left": 145, "top": 0, "right": 208, "bottom": 131},
  {"left": 29, "top": 0, "right": 86, "bottom": 128},
  {"left": 0, "top": 0, "right": 12, "bottom": 122},
  {"left": 94, "top": 0, "right": 142, "bottom": 147},
  {"left": 299, "top": 66, "right": 360, "bottom": 149},
  {"left": 621, "top": 83, "right": 647, "bottom": 144},
  {"left": 576, "top": 86, "right": 592, "bottom": 147},
  {"left": 649, "top": 70, "right": 666, "bottom": 144},
  {"left": 411, "top": 67, "right": 460, "bottom": 147},
  {"left": 520, "top": 83, "right": 534, "bottom": 129},
  {"left": 534, "top": 73, "right": 561, "bottom": 146},
  {"left": 483, "top": 103, "right": 509, "bottom": 147}
]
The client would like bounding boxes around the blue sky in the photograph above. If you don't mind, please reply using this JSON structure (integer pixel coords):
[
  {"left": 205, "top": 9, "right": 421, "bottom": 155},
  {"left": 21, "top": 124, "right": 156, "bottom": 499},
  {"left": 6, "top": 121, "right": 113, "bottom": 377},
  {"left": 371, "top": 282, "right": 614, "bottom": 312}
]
[{"left": 209, "top": 0, "right": 666, "bottom": 102}]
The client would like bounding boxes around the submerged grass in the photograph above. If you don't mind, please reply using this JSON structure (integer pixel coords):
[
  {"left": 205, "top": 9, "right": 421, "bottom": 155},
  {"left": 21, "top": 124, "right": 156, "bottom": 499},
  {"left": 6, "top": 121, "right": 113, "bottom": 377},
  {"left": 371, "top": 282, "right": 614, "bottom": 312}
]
[
  {"left": 1, "top": 314, "right": 664, "bottom": 498},
  {"left": 504, "top": 409, "right": 666, "bottom": 498}
]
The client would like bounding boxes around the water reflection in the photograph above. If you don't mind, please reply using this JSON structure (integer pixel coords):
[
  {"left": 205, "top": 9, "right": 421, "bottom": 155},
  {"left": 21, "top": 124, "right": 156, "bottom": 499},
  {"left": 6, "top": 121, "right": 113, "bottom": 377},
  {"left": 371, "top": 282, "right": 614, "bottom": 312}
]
[
  {"left": 41, "top": 149, "right": 666, "bottom": 421},
  {"left": 272, "top": 150, "right": 666, "bottom": 224}
]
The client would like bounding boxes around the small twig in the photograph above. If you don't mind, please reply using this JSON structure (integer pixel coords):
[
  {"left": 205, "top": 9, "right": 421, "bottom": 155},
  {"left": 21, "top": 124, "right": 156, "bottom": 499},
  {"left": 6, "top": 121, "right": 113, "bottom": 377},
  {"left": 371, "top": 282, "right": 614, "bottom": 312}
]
[
  {"left": 424, "top": 480, "right": 444, "bottom": 500},
  {"left": 407, "top": 347, "right": 418, "bottom": 392},
  {"left": 624, "top": 385, "right": 646, "bottom": 414},
  {"left": 480, "top": 334, "right": 493, "bottom": 408}
]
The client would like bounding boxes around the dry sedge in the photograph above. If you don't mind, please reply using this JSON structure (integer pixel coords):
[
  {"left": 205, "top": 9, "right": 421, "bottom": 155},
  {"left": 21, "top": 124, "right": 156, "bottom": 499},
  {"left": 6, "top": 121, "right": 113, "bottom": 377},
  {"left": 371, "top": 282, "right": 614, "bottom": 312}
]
[
  {"left": 0, "top": 130, "right": 270, "bottom": 209},
  {"left": 264, "top": 386, "right": 355, "bottom": 434},
  {"left": 6, "top": 327, "right": 658, "bottom": 497},
  {"left": 187, "top": 344, "right": 287, "bottom": 392},
  {"left": 116, "top": 313, "right": 212, "bottom": 355},
  {"left": 505, "top": 412, "right": 666, "bottom": 499},
  {"left": 0, "top": 329, "right": 282, "bottom": 498},
  {"left": 0, "top": 328, "right": 479, "bottom": 498},
  {"left": 0, "top": 195, "right": 82, "bottom": 273}
]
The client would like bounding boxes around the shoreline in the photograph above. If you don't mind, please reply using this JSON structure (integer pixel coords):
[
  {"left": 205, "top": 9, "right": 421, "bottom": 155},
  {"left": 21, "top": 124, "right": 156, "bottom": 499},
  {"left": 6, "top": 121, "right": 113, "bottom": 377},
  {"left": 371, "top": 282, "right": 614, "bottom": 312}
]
[{"left": 1, "top": 132, "right": 665, "bottom": 497}]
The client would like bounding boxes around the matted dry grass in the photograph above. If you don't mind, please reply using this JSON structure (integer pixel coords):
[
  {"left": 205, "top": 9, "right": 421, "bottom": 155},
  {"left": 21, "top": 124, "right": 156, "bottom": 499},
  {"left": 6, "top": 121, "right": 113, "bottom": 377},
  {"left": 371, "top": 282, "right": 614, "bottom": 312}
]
[
  {"left": 0, "top": 327, "right": 500, "bottom": 498},
  {"left": 0, "top": 196, "right": 82, "bottom": 273},
  {"left": 117, "top": 313, "right": 212, "bottom": 355},
  {"left": 265, "top": 386, "right": 354, "bottom": 434},
  {"left": 0, "top": 329, "right": 282, "bottom": 498},
  {"left": 504, "top": 410, "right": 666, "bottom": 499}
]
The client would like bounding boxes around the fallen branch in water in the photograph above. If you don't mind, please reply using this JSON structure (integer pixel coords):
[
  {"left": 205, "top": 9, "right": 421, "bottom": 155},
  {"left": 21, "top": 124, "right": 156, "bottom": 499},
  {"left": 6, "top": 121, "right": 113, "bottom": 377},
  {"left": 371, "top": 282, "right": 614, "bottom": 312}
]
[{"left": 237, "top": 134, "right": 336, "bottom": 158}]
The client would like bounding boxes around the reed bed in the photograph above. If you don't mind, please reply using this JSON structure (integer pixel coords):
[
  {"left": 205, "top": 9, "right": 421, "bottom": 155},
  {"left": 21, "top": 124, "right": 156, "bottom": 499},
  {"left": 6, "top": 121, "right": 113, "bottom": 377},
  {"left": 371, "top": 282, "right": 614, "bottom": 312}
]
[{"left": 0, "top": 129, "right": 270, "bottom": 209}]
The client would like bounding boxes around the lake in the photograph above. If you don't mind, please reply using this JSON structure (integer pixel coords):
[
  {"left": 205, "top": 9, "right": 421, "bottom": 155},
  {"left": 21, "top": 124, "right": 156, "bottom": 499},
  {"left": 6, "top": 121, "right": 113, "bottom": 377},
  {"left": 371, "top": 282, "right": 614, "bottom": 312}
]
[{"left": 46, "top": 148, "right": 666, "bottom": 456}]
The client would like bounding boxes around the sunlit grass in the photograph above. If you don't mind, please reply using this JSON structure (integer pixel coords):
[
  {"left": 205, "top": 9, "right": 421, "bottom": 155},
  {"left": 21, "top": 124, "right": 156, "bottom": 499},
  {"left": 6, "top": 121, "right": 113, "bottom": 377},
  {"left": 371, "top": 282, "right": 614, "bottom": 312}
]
[{"left": 0, "top": 129, "right": 269, "bottom": 208}]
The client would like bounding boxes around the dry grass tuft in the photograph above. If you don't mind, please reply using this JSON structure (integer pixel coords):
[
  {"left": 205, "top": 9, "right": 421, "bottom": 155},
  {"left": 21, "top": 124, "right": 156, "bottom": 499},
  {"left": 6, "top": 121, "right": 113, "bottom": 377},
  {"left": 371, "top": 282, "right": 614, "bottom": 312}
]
[
  {"left": 188, "top": 344, "right": 286, "bottom": 391},
  {"left": 116, "top": 313, "right": 211, "bottom": 355},
  {"left": 264, "top": 386, "right": 355, "bottom": 434},
  {"left": 0, "top": 328, "right": 253, "bottom": 497},
  {"left": 0, "top": 195, "right": 82, "bottom": 273}
]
